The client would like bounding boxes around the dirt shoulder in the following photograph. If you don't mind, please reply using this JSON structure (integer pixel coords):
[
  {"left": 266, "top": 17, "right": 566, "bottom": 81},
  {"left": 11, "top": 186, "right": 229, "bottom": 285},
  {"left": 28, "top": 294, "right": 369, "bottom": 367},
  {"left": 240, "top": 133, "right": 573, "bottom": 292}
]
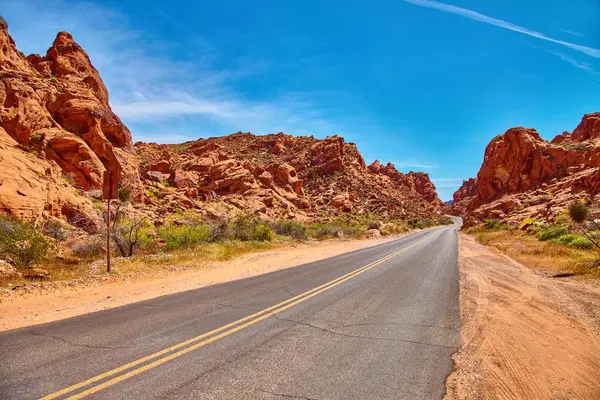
[
  {"left": 0, "top": 235, "right": 402, "bottom": 333},
  {"left": 445, "top": 233, "right": 600, "bottom": 399}
]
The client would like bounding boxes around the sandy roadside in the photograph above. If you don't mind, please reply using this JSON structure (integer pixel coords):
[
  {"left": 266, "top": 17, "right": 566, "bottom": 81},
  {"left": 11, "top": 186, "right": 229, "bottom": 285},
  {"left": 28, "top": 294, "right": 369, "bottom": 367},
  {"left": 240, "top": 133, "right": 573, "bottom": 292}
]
[
  {"left": 0, "top": 234, "right": 404, "bottom": 332},
  {"left": 445, "top": 233, "right": 600, "bottom": 400}
]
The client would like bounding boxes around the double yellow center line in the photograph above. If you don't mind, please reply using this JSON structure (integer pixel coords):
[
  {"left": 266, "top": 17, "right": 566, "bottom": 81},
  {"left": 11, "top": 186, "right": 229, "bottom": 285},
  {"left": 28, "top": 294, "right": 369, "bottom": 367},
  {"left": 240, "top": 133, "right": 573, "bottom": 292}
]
[{"left": 41, "top": 236, "right": 427, "bottom": 399}]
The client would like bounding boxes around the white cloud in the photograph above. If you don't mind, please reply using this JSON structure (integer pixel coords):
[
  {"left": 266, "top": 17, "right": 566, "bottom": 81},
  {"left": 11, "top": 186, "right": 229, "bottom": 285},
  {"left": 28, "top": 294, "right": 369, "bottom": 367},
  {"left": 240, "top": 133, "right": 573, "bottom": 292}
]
[
  {"left": 403, "top": 0, "right": 600, "bottom": 58},
  {"left": 560, "top": 29, "right": 586, "bottom": 38},
  {"left": 393, "top": 162, "right": 437, "bottom": 169},
  {"left": 545, "top": 50, "right": 595, "bottom": 73}
]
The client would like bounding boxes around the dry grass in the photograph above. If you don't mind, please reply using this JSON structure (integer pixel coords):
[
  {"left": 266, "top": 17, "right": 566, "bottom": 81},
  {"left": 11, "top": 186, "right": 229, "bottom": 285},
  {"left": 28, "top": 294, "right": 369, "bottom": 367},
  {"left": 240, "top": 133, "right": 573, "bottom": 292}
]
[
  {"left": 1, "top": 240, "right": 284, "bottom": 288},
  {"left": 469, "top": 228, "right": 600, "bottom": 278}
]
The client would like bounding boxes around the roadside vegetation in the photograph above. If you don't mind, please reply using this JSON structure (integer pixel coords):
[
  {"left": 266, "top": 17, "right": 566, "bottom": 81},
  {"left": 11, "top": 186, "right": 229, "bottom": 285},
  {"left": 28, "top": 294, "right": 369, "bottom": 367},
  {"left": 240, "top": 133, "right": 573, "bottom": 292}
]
[
  {"left": 465, "top": 200, "right": 600, "bottom": 277},
  {"left": 0, "top": 201, "right": 452, "bottom": 286}
]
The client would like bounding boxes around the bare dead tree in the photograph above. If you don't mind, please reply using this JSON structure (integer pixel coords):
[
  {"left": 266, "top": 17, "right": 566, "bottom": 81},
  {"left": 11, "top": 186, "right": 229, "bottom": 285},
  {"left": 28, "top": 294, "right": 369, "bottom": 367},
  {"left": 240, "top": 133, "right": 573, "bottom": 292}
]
[{"left": 102, "top": 201, "right": 149, "bottom": 257}]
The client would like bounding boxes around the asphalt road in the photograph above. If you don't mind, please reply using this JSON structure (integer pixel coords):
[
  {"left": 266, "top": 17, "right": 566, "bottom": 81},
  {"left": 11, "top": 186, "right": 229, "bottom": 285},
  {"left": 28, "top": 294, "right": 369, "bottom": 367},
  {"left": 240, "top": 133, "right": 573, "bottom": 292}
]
[{"left": 0, "top": 221, "right": 460, "bottom": 400}]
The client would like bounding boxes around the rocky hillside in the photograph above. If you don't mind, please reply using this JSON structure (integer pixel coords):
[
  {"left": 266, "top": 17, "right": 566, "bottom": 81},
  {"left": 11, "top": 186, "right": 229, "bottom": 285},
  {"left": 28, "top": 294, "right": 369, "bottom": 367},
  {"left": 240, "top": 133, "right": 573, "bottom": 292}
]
[
  {"left": 0, "top": 19, "right": 141, "bottom": 232},
  {"left": 135, "top": 133, "right": 446, "bottom": 223},
  {"left": 455, "top": 113, "right": 600, "bottom": 226},
  {"left": 449, "top": 178, "right": 478, "bottom": 215},
  {"left": 0, "top": 22, "right": 447, "bottom": 232}
]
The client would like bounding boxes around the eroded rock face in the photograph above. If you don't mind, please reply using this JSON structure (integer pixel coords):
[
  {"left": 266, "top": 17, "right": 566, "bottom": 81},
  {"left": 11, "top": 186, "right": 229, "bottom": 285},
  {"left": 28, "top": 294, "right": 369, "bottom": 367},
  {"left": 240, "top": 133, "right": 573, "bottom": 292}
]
[
  {"left": 449, "top": 178, "right": 478, "bottom": 216},
  {"left": 460, "top": 114, "right": 600, "bottom": 226},
  {"left": 0, "top": 23, "right": 141, "bottom": 224},
  {"left": 469, "top": 127, "right": 589, "bottom": 212},
  {"left": 0, "top": 127, "right": 100, "bottom": 231},
  {"left": 367, "top": 161, "right": 444, "bottom": 207},
  {"left": 135, "top": 132, "right": 446, "bottom": 222}
]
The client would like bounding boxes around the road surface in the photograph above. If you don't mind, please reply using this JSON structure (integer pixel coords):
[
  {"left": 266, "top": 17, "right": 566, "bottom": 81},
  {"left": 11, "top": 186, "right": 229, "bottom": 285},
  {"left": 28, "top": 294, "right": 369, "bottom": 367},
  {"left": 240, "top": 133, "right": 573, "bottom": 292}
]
[{"left": 0, "top": 222, "right": 460, "bottom": 399}]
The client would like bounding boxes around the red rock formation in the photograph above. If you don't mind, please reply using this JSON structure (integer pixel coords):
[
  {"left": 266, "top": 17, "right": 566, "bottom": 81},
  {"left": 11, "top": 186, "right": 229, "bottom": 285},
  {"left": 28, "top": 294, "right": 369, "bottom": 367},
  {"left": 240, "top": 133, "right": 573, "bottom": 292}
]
[
  {"left": 135, "top": 133, "right": 446, "bottom": 222},
  {"left": 460, "top": 113, "right": 600, "bottom": 226},
  {"left": 469, "top": 127, "right": 588, "bottom": 212},
  {"left": 449, "top": 178, "right": 478, "bottom": 215},
  {"left": 0, "top": 21, "right": 141, "bottom": 224},
  {"left": 367, "top": 161, "right": 444, "bottom": 207}
]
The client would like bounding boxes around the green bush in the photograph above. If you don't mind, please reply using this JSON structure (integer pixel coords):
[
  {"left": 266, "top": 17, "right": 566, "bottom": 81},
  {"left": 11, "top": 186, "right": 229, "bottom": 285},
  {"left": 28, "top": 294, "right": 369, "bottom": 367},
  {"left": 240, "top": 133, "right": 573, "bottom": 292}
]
[
  {"left": 570, "top": 236, "right": 594, "bottom": 249},
  {"left": 112, "top": 217, "right": 154, "bottom": 256},
  {"left": 568, "top": 200, "right": 589, "bottom": 223},
  {"left": 537, "top": 226, "right": 569, "bottom": 241},
  {"left": 118, "top": 186, "right": 132, "bottom": 203},
  {"left": 409, "top": 219, "right": 434, "bottom": 229},
  {"left": 271, "top": 220, "right": 308, "bottom": 240},
  {"left": 312, "top": 223, "right": 342, "bottom": 239},
  {"left": 381, "top": 223, "right": 408, "bottom": 235},
  {"left": 0, "top": 216, "right": 48, "bottom": 267},
  {"left": 226, "top": 215, "right": 275, "bottom": 242},
  {"left": 310, "top": 220, "right": 363, "bottom": 239},
  {"left": 550, "top": 234, "right": 593, "bottom": 249},
  {"left": 228, "top": 215, "right": 258, "bottom": 241},
  {"left": 484, "top": 219, "right": 503, "bottom": 230},
  {"left": 158, "top": 223, "right": 211, "bottom": 250},
  {"left": 252, "top": 224, "right": 274, "bottom": 241},
  {"left": 519, "top": 218, "right": 536, "bottom": 230}
]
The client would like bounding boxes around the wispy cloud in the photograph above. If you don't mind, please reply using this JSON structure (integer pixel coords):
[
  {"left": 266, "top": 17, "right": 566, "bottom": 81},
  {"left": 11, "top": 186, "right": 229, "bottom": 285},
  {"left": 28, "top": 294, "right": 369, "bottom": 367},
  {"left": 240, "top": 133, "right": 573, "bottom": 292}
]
[
  {"left": 544, "top": 50, "right": 595, "bottom": 73},
  {"left": 393, "top": 162, "right": 437, "bottom": 169},
  {"left": 560, "top": 29, "right": 586, "bottom": 38},
  {"left": 403, "top": 0, "right": 600, "bottom": 58}
]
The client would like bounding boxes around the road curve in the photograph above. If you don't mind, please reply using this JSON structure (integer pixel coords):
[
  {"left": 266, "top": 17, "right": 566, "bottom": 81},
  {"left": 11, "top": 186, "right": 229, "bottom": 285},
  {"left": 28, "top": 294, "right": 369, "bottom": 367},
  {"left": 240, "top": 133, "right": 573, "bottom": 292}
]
[{"left": 0, "top": 221, "right": 460, "bottom": 400}]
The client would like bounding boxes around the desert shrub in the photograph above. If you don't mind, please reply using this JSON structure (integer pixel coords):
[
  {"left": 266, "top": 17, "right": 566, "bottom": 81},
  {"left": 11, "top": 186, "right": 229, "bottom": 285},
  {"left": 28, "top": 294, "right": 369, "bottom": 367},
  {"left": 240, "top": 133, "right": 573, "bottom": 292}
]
[
  {"left": 519, "top": 218, "right": 536, "bottom": 230},
  {"left": 537, "top": 226, "right": 568, "bottom": 241},
  {"left": 366, "top": 220, "right": 382, "bottom": 230},
  {"left": 206, "top": 219, "right": 229, "bottom": 242},
  {"left": 408, "top": 219, "right": 434, "bottom": 229},
  {"left": 312, "top": 223, "right": 342, "bottom": 239},
  {"left": 158, "top": 223, "right": 211, "bottom": 250},
  {"left": 112, "top": 217, "right": 154, "bottom": 256},
  {"left": 0, "top": 216, "right": 48, "bottom": 267},
  {"left": 252, "top": 224, "right": 274, "bottom": 241},
  {"left": 70, "top": 235, "right": 105, "bottom": 258},
  {"left": 271, "top": 220, "right": 308, "bottom": 240},
  {"left": 484, "top": 219, "right": 502, "bottom": 230},
  {"left": 226, "top": 215, "right": 275, "bottom": 241},
  {"left": 381, "top": 223, "right": 408, "bottom": 236},
  {"left": 550, "top": 233, "right": 593, "bottom": 249},
  {"left": 118, "top": 186, "right": 133, "bottom": 203},
  {"left": 228, "top": 215, "right": 258, "bottom": 241},
  {"left": 568, "top": 200, "right": 589, "bottom": 223},
  {"left": 42, "top": 220, "right": 69, "bottom": 241},
  {"left": 569, "top": 236, "right": 594, "bottom": 249},
  {"left": 310, "top": 220, "right": 363, "bottom": 239},
  {"left": 30, "top": 132, "right": 45, "bottom": 143},
  {"left": 438, "top": 216, "right": 454, "bottom": 225}
]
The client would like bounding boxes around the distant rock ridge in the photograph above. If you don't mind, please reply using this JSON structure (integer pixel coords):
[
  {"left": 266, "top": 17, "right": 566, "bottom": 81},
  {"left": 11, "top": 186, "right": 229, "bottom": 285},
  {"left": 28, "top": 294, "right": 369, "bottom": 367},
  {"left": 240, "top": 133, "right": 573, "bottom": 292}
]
[{"left": 135, "top": 133, "right": 446, "bottom": 222}]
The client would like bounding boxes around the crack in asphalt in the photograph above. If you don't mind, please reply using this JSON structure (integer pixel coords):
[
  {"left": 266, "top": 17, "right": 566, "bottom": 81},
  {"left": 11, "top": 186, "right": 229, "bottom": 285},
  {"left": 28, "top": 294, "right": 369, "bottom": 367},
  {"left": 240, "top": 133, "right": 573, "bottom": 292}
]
[
  {"left": 29, "top": 331, "right": 130, "bottom": 349},
  {"left": 272, "top": 314, "right": 458, "bottom": 350},
  {"left": 333, "top": 321, "right": 458, "bottom": 330},
  {"left": 258, "top": 389, "right": 320, "bottom": 400}
]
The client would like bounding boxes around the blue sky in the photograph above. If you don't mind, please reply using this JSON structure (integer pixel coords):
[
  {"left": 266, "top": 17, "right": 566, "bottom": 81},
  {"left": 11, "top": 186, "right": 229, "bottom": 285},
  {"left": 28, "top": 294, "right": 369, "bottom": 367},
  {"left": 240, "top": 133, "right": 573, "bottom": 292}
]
[{"left": 3, "top": 0, "right": 600, "bottom": 200}]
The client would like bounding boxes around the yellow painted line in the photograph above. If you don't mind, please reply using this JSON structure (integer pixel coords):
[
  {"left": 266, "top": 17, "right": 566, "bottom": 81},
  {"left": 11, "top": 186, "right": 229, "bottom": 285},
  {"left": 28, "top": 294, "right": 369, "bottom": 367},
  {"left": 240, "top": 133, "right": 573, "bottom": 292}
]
[{"left": 40, "top": 235, "right": 430, "bottom": 400}]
